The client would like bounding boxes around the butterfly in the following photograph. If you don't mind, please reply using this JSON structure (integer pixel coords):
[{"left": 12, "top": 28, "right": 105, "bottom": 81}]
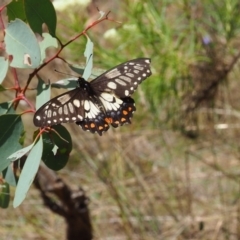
[{"left": 33, "top": 58, "right": 152, "bottom": 136}]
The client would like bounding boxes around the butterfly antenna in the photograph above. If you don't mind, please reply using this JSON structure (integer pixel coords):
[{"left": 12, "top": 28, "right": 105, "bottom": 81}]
[{"left": 54, "top": 69, "right": 78, "bottom": 78}]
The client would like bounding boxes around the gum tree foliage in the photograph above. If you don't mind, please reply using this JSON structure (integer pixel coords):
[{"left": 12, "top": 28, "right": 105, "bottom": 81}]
[{"left": 0, "top": 0, "right": 112, "bottom": 208}]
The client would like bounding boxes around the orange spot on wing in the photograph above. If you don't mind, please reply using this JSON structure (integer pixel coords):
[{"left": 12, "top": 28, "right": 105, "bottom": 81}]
[
  {"left": 99, "top": 126, "right": 104, "bottom": 130},
  {"left": 123, "top": 110, "right": 128, "bottom": 115},
  {"left": 121, "top": 118, "right": 126, "bottom": 122},
  {"left": 90, "top": 123, "right": 95, "bottom": 128},
  {"left": 84, "top": 124, "right": 89, "bottom": 128},
  {"left": 105, "top": 117, "right": 113, "bottom": 124}
]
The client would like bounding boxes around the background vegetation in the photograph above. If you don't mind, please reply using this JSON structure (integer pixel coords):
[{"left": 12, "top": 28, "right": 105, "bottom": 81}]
[{"left": 2, "top": 0, "right": 240, "bottom": 239}]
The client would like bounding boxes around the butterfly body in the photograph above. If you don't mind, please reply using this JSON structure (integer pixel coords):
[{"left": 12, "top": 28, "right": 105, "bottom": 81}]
[{"left": 34, "top": 58, "right": 151, "bottom": 135}]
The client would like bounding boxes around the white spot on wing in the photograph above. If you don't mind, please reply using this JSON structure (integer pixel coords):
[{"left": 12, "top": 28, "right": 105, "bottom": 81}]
[
  {"left": 47, "top": 111, "right": 52, "bottom": 118},
  {"left": 68, "top": 102, "right": 74, "bottom": 113},
  {"left": 63, "top": 105, "right": 68, "bottom": 115},
  {"left": 86, "top": 101, "right": 100, "bottom": 118},
  {"left": 105, "top": 69, "right": 121, "bottom": 78},
  {"left": 134, "top": 65, "right": 143, "bottom": 70},
  {"left": 84, "top": 100, "right": 90, "bottom": 111},
  {"left": 115, "top": 78, "right": 127, "bottom": 86},
  {"left": 100, "top": 92, "right": 114, "bottom": 102},
  {"left": 99, "top": 93, "right": 122, "bottom": 112},
  {"left": 57, "top": 94, "right": 71, "bottom": 104},
  {"left": 73, "top": 99, "right": 80, "bottom": 107},
  {"left": 126, "top": 73, "right": 134, "bottom": 78},
  {"left": 125, "top": 90, "right": 129, "bottom": 96},
  {"left": 107, "top": 81, "right": 117, "bottom": 89},
  {"left": 119, "top": 75, "right": 131, "bottom": 83}
]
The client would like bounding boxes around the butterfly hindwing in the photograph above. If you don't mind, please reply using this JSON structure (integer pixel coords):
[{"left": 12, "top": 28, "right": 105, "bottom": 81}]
[{"left": 76, "top": 96, "right": 136, "bottom": 135}]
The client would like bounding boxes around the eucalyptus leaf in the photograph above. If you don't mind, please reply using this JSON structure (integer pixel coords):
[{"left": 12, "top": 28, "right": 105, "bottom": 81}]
[{"left": 13, "top": 136, "right": 43, "bottom": 207}]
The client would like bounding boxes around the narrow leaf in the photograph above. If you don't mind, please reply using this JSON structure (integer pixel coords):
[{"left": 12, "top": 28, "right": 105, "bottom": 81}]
[
  {"left": 13, "top": 135, "right": 43, "bottom": 208},
  {"left": 0, "top": 114, "right": 23, "bottom": 172},
  {"left": 51, "top": 78, "right": 78, "bottom": 90},
  {"left": 36, "top": 77, "right": 50, "bottom": 110},
  {"left": 69, "top": 64, "right": 85, "bottom": 76},
  {"left": 7, "top": 143, "right": 34, "bottom": 161},
  {"left": 0, "top": 57, "right": 9, "bottom": 84},
  {"left": 82, "top": 36, "right": 93, "bottom": 80},
  {"left": 0, "top": 101, "right": 14, "bottom": 115},
  {"left": 4, "top": 165, "right": 17, "bottom": 186},
  {"left": 0, "top": 182, "right": 10, "bottom": 209}
]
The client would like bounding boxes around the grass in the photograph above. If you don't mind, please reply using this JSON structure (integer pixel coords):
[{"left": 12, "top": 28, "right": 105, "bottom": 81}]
[{"left": 2, "top": 0, "right": 240, "bottom": 239}]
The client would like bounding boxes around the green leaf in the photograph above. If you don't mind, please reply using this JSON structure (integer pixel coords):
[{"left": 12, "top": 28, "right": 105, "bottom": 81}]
[
  {"left": 42, "top": 125, "right": 72, "bottom": 171},
  {"left": 7, "top": 143, "right": 34, "bottom": 161},
  {"left": 13, "top": 135, "right": 43, "bottom": 208},
  {"left": 69, "top": 64, "right": 85, "bottom": 76},
  {"left": 51, "top": 78, "right": 78, "bottom": 90},
  {"left": 0, "top": 57, "right": 9, "bottom": 84},
  {"left": 24, "top": 0, "right": 57, "bottom": 37},
  {"left": 0, "top": 101, "right": 14, "bottom": 115},
  {"left": 70, "top": 64, "right": 104, "bottom": 80},
  {"left": 36, "top": 77, "right": 50, "bottom": 110},
  {"left": 39, "top": 33, "right": 58, "bottom": 63},
  {"left": 5, "top": 19, "right": 41, "bottom": 68},
  {"left": 0, "top": 114, "right": 23, "bottom": 172},
  {"left": 7, "top": 0, "right": 26, "bottom": 22},
  {"left": 0, "top": 182, "right": 10, "bottom": 209},
  {"left": 4, "top": 165, "right": 17, "bottom": 186},
  {"left": 82, "top": 36, "right": 94, "bottom": 80}
]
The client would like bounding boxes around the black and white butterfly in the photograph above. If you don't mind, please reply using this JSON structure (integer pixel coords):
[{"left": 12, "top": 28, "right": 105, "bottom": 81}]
[{"left": 33, "top": 58, "right": 151, "bottom": 135}]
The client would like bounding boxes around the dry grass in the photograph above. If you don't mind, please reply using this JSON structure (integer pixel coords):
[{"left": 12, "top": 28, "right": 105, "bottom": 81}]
[{"left": 2, "top": 120, "right": 240, "bottom": 239}]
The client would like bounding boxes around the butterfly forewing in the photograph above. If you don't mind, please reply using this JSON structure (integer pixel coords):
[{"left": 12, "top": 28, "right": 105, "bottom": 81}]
[
  {"left": 33, "top": 58, "right": 152, "bottom": 135},
  {"left": 91, "top": 58, "right": 151, "bottom": 98},
  {"left": 33, "top": 88, "right": 87, "bottom": 127}
]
